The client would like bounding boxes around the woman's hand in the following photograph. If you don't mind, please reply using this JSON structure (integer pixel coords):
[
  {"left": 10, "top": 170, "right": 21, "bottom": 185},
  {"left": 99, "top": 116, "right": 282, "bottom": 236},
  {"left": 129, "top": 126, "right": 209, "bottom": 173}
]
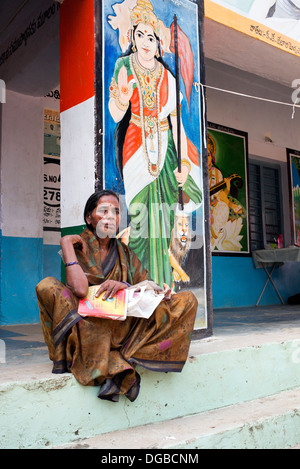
[
  {"left": 60, "top": 234, "right": 87, "bottom": 254},
  {"left": 162, "top": 283, "right": 173, "bottom": 301},
  {"left": 95, "top": 280, "right": 127, "bottom": 300},
  {"left": 174, "top": 165, "right": 190, "bottom": 187}
]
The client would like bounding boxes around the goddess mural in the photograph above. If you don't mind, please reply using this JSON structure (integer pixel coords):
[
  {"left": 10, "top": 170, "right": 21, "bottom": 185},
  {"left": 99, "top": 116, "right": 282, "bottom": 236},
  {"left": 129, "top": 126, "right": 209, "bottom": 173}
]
[{"left": 108, "top": 0, "right": 202, "bottom": 287}]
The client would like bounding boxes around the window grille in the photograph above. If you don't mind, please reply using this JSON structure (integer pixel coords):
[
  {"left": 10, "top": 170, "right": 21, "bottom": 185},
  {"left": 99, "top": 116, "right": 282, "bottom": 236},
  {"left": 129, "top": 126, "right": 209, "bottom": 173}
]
[{"left": 248, "top": 162, "right": 282, "bottom": 250}]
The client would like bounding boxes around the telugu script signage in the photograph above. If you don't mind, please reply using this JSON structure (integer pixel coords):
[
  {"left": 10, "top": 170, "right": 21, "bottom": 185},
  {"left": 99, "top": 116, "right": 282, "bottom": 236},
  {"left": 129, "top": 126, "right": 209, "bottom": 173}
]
[{"left": 205, "top": 0, "right": 300, "bottom": 57}]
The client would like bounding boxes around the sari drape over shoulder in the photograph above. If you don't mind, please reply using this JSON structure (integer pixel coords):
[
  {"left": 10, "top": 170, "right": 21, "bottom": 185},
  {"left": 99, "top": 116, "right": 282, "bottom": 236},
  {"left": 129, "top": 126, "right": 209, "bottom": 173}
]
[{"left": 36, "top": 228, "right": 197, "bottom": 402}]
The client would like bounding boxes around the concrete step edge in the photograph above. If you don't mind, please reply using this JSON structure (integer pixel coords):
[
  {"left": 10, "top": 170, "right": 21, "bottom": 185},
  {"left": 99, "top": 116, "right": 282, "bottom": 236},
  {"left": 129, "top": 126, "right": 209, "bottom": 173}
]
[
  {"left": 1, "top": 331, "right": 299, "bottom": 386},
  {"left": 55, "top": 388, "right": 300, "bottom": 450}
]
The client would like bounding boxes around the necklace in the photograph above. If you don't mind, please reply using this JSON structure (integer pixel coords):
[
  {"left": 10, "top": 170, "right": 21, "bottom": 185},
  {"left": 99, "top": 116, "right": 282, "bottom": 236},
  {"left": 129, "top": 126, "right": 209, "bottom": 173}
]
[
  {"left": 133, "top": 53, "right": 161, "bottom": 110},
  {"left": 135, "top": 54, "right": 157, "bottom": 72},
  {"left": 130, "top": 53, "right": 164, "bottom": 177}
]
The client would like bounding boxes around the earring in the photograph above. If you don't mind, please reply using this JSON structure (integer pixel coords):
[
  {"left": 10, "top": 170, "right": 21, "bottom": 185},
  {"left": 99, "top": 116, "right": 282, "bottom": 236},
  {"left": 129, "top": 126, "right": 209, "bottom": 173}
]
[
  {"left": 132, "top": 39, "right": 136, "bottom": 52},
  {"left": 155, "top": 49, "right": 159, "bottom": 58}
]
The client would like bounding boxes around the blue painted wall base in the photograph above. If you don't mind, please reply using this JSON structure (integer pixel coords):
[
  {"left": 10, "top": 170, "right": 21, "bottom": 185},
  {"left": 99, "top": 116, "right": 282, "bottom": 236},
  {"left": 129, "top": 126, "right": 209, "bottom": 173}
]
[
  {"left": 43, "top": 244, "right": 61, "bottom": 280},
  {"left": 0, "top": 236, "right": 61, "bottom": 325},
  {"left": 212, "top": 255, "right": 300, "bottom": 308}
]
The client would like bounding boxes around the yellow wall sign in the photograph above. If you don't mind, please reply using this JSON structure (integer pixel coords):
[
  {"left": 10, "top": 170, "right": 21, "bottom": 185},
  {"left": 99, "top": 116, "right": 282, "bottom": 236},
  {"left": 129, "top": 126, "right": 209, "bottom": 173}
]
[{"left": 205, "top": 0, "right": 300, "bottom": 57}]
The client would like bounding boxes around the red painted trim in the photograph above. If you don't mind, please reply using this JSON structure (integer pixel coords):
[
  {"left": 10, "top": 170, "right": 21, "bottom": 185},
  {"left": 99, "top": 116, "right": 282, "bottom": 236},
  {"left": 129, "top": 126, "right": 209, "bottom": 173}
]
[{"left": 60, "top": 0, "right": 95, "bottom": 113}]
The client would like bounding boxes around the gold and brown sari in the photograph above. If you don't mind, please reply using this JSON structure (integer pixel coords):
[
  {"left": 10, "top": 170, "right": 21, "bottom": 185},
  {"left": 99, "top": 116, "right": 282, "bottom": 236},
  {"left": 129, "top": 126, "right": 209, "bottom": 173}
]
[{"left": 36, "top": 228, "right": 197, "bottom": 402}]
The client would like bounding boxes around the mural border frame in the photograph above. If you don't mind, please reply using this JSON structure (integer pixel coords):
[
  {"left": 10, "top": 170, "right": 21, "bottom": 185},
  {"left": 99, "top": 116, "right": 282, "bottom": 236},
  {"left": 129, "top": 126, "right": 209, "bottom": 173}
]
[{"left": 95, "top": 0, "right": 212, "bottom": 339}]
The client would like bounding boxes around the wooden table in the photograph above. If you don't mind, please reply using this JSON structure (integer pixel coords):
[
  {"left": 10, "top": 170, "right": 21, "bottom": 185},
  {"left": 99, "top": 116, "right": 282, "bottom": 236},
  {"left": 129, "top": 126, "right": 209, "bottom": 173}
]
[{"left": 252, "top": 247, "right": 300, "bottom": 306}]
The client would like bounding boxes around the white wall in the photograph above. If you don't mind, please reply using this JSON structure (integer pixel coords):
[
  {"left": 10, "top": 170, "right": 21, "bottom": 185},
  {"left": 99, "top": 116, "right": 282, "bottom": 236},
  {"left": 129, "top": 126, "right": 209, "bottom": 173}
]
[
  {"left": 0, "top": 89, "right": 61, "bottom": 239},
  {"left": 60, "top": 96, "right": 95, "bottom": 230},
  {"left": 206, "top": 60, "right": 300, "bottom": 162},
  {"left": 1, "top": 90, "right": 44, "bottom": 238}
]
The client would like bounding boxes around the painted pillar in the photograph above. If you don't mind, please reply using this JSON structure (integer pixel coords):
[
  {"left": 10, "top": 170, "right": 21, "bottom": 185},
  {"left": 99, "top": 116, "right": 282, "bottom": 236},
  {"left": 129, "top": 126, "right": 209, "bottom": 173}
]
[{"left": 60, "top": 0, "right": 100, "bottom": 236}]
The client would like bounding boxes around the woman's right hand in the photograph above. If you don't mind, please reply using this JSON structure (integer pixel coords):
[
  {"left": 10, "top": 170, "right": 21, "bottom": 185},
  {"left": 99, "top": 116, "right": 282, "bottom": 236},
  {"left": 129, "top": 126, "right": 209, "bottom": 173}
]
[
  {"left": 117, "top": 65, "right": 133, "bottom": 105},
  {"left": 60, "top": 235, "right": 88, "bottom": 298},
  {"left": 60, "top": 235, "right": 87, "bottom": 254},
  {"left": 95, "top": 279, "right": 127, "bottom": 300}
]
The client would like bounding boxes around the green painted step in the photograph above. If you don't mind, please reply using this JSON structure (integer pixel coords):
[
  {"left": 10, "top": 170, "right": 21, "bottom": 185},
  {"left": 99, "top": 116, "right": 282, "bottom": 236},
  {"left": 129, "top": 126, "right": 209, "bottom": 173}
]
[
  {"left": 56, "top": 388, "right": 300, "bottom": 449},
  {"left": 1, "top": 333, "right": 300, "bottom": 449}
]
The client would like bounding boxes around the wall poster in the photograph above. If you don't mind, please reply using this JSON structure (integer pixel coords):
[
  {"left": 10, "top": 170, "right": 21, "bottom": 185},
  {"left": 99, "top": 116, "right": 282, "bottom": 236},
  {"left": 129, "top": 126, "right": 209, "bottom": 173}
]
[
  {"left": 287, "top": 148, "right": 300, "bottom": 243},
  {"left": 98, "top": 0, "right": 211, "bottom": 335},
  {"left": 43, "top": 108, "right": 61, "bottom": 235},
  {"left": 207, "top": 122, "right": 249, "bottom": 254}
]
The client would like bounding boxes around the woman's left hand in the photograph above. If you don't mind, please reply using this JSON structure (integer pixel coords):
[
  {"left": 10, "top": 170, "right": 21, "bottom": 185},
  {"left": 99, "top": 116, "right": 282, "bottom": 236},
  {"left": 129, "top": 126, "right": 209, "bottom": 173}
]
[{"left": 95, "top": 280, "right": 127, "bottom": 300}]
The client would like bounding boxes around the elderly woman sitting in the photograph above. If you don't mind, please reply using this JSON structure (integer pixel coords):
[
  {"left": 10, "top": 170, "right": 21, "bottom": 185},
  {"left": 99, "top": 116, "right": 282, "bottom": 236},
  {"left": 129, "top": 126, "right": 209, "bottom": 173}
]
[{"left": 36, "top": 190, "right": 197, "bottom": 402}]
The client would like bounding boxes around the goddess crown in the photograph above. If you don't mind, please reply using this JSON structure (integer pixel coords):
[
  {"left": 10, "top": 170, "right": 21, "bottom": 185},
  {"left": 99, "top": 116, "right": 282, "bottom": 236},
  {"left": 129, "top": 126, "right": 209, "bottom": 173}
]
[{"left": 130, "top": 0, "right": 160, "bottom": 36}]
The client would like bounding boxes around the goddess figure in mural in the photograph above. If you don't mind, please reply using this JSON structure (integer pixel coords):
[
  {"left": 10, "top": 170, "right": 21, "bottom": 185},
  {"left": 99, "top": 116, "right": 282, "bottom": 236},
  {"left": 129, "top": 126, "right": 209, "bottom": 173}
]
[{"left": 108, "top": 0, "right": 202, "bottom": 288}]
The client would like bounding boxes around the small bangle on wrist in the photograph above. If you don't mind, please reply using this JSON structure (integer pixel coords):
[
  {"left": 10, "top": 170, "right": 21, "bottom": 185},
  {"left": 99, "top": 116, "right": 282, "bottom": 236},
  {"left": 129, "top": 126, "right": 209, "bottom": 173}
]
[
  {"left": 121, "top": 281, "right": 131, "bottom": 287},
  {"left": 65, "top": 261, "right": 79, "bottom": 267},
  {"left": 115, "top": 97, "right": 129, "bottom": 112}
]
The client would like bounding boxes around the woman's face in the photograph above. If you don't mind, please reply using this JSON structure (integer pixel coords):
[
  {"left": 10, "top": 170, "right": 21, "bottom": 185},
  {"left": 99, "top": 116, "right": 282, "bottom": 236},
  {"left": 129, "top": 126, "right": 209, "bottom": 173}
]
[
  {"left": 86, "top": 195, "right": 121, "bottom": 239},
  {"left": 134, "top": 22, "right": 158, "bottom": 63}
]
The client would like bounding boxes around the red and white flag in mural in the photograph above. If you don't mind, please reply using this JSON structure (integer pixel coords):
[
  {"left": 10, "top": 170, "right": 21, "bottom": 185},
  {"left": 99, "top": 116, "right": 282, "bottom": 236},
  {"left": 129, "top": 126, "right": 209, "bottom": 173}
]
[{"left": 170, "top": 19, "right": 195, "bottom": 114}]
